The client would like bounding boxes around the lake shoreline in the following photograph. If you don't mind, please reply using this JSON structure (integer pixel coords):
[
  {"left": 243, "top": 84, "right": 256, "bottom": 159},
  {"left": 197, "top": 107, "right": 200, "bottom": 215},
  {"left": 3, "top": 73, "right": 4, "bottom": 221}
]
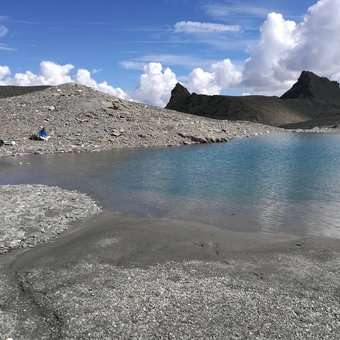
[
  {"left": 1, "top": 117, "right": 339, "bottom": 160},
  {"left": 0, "top": 118, "right": 284, "bottom": 158}
]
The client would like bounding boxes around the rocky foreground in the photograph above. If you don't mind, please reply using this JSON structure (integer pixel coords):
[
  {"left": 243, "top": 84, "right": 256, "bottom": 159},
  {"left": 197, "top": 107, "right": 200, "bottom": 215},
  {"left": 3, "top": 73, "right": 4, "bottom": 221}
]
[
  {"left": 0, "top": 204, "right": 339, "bottom": 339},
  {"left": 0, "top": 83, "right": 284, "bottom": 158}
]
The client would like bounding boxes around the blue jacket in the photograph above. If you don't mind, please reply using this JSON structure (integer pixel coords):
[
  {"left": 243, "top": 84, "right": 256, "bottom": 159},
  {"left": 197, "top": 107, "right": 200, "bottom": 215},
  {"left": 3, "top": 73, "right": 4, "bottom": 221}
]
[{"left": 38, "top": 129, "right": 48, "bottom": 138}]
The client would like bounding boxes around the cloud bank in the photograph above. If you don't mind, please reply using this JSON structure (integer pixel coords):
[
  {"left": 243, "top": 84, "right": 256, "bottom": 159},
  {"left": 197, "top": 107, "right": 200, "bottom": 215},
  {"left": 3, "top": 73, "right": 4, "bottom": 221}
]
[
  {"left": 0, "top": 61, "right": 176, "bottom": 107},
  {"left": 0, "top": 61, "right": 74, "bottom": 86},
  {"left": 0, "top": 61, "right": 131, "bottom": 101}
]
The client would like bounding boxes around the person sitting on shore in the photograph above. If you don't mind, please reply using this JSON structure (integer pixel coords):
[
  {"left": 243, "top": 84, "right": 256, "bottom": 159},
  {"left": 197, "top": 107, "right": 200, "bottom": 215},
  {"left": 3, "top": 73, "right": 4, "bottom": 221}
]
[{"left": 37, "top": 126, "right": 50, "bottom": 141}]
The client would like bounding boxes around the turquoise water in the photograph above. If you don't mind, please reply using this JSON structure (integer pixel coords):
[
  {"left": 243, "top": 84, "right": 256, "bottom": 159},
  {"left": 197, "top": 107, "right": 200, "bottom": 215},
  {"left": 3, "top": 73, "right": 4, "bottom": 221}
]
[{"left": 1, "top": 133, "right": 340, "bottom": 239}]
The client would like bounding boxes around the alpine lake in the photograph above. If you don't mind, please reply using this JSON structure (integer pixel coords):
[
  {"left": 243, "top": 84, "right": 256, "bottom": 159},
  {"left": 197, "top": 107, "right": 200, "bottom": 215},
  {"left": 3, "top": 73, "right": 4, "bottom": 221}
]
[{"left": 1, "top": 132, "right": 340, "bottom": 240}]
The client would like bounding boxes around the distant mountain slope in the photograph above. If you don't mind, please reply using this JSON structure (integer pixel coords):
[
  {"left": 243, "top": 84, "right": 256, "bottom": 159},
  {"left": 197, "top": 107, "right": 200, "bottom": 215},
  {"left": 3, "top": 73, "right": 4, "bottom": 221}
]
[
  {"left": 166, "top": 71, "right": 340, "bottom": 128},
  {"left": 0, "top": 85, "right": 50, "bottom": 98}
]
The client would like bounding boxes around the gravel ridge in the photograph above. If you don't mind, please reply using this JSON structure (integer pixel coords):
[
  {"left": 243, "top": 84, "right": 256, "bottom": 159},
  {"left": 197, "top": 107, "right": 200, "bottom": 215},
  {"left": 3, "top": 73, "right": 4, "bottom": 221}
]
[{"left": 0, "top": 83, "right": 284, "bottom": 158}]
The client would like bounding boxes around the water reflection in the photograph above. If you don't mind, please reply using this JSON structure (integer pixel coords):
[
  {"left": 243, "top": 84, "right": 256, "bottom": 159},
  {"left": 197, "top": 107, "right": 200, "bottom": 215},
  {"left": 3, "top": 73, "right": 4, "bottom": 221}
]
[{"left": 1, "top": 133, "right": 340, "bottom": 239}]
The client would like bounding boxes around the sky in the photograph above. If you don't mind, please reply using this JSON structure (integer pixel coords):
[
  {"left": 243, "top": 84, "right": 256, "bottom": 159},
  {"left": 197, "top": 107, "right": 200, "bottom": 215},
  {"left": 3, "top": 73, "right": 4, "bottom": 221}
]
[{"left": 0, "top": 0, "right": 339, "bottom": 107}]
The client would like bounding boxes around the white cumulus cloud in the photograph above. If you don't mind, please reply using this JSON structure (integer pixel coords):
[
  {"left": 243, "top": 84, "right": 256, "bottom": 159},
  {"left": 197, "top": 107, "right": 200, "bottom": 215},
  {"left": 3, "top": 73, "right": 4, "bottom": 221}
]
[
  {"left": 285, "top": 0, "right": 340, "bottom": 79},
  {"left": 243, "top": 0, "right": 340, "bottom": 94},
  {"left": 0, "top": 61, "right": 75, "bottom": 86},
  {"left": 39, "top": 61, "right": 74, "bottom": 84},
  {"left": 211, "top": 59, "right": 242, "bottom": 88},
  {"left": 187, "top": 59, "right": 242, "bottom": 95},
  {"left": 133, "top": 62, "right": 178, "bottom": 107},
  {"left": 242, "top": 12, "right": 298, "bottom": 94},
  {"left": 0, "top": 65, "right": 10, "bottom": 80},
  {"left": 187, "top": 68, "right": 221, "bottom": 95},
  {"left": 174, "top": 21, "right": 240, "bottom": 33},
  {"left": 76, "top": 69, "right": 130, "bottom": 100}
]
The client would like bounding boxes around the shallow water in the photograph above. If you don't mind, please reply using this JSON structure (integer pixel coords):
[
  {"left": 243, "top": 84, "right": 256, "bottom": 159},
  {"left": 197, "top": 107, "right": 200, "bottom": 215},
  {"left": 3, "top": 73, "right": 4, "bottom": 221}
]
[{"left": 1, "top": 133, "right": 340, "bottom": 239}]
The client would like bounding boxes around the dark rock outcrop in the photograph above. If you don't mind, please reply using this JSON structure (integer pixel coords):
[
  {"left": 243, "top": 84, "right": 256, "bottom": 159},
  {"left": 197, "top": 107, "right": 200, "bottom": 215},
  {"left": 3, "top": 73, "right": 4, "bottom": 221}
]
[
  {"left": 281, "top": 71, "right": 340, "bottom": 103},
  {"left": 166, "top": 71, "right": 340, "bottom": 129},
  {"left": 166, "top": 83, "right": 190, "bottom": 111}
]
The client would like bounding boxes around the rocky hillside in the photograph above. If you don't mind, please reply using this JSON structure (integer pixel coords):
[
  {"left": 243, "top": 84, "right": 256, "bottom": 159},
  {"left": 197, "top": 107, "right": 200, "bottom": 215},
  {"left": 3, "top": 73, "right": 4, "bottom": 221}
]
[
  {"left": 166, "top": 71, "right": 340, "bottom": 129},
  {"left": 0, "top": 83, "right": 282, "bottom": 157}
]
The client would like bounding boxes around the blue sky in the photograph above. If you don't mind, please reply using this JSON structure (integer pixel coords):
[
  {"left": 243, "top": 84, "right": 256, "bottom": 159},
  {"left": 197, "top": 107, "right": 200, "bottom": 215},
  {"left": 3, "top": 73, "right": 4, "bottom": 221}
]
[{"left": 0, "top": 0, "right": 339, "bottom": 106}]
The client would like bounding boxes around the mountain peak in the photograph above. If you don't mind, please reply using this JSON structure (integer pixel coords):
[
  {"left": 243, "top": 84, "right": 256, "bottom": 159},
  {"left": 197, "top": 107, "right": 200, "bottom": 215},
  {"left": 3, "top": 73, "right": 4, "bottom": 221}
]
[
  {"left": 281, "top": 71, "right": 340, "bottom": 101},
  {"left": 171, "top": 82, "right": 190, "bottom": 97},
  {"left": 165, "top": 82, "right": 190, "bottom": 110}
]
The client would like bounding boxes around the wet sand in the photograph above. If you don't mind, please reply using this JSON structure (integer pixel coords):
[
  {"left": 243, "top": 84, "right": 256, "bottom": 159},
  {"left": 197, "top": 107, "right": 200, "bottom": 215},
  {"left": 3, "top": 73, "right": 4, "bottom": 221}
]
[
  {"left": 1, "top": 211, "right": 340, "bottom": 339},
  {"left": 12, "top": 212, "right": 297, "bottom": 269}
]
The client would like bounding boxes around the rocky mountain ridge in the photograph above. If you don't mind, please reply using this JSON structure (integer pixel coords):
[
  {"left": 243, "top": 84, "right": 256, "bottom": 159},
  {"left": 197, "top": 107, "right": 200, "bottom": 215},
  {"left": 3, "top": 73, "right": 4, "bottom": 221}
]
[{"left": 166, "top": 71, "right": 340, "bottom": 128}]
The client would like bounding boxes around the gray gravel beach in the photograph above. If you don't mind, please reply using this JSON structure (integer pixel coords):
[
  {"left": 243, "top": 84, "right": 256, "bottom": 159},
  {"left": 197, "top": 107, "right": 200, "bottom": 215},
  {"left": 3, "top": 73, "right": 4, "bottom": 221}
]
[
  {"left": 0, "top": 184, "right": 101, "bottom": 255},
  {"left": 0, "top": 195, "right": 339, "bottom": 339}
]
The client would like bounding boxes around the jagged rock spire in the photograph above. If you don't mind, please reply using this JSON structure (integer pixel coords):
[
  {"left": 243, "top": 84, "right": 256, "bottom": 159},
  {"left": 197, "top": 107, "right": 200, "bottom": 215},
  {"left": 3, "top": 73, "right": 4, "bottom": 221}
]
[
  {"left": 165, "top": 83, "right": 190, "bottom": 110},
  {"left": 281, "top": 71, "right": 340, "bottom": 102}
]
